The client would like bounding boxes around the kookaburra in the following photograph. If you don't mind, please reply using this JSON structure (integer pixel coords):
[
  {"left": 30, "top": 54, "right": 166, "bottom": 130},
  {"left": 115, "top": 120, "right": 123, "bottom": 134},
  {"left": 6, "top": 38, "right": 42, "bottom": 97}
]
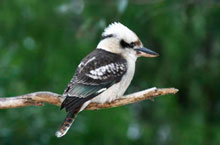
[{"left": 56, "top": 22, "right": 159, "bottom": 137}]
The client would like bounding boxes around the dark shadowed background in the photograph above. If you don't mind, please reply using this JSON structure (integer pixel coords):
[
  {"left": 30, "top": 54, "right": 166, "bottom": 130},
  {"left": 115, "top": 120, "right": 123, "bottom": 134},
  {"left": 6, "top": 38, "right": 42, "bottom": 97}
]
[{"left": 0, "top": 0, "right": 220, "bottom": 145}]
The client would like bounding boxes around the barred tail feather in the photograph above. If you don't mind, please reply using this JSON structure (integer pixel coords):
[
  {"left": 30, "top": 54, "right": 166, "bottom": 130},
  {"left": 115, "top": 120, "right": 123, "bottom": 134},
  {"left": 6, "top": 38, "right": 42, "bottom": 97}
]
[
  {"left": 55, "top": 110, "right": 78, "bottom": 138},
  {"left": 56, "top": 96, "right": 92, "bottom": 137}
]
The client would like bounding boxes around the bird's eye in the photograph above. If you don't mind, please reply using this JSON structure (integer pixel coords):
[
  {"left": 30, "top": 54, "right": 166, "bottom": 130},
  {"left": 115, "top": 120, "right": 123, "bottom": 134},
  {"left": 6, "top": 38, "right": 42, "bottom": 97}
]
[{"left": 130, "top": 42, "right": 135, "bottom": 48}]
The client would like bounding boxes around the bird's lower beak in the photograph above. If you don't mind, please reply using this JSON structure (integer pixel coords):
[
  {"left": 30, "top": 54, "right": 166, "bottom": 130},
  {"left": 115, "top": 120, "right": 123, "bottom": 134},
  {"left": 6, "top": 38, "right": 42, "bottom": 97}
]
[{"left": 135, "top": 47, "right": 159, "bottom": 57}]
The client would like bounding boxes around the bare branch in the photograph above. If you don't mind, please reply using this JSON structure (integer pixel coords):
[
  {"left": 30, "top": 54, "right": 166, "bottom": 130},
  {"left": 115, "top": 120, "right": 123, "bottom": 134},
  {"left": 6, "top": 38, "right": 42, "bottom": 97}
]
[{"left": 0, "top": 87, "right": 178, "bottom": 110}]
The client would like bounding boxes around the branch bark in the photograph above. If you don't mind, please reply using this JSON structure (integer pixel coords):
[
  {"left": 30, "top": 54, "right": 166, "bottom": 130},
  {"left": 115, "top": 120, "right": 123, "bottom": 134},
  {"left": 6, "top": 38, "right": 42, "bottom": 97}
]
[{"left": 0, "top": 87, "right": 178, "bottom": 110}]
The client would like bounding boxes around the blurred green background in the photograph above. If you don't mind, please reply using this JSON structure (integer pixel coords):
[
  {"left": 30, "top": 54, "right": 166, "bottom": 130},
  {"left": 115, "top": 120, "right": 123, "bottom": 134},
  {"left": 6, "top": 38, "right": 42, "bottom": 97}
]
[{"left": 0, "top": 0, "right": 220, "bottom": 145}]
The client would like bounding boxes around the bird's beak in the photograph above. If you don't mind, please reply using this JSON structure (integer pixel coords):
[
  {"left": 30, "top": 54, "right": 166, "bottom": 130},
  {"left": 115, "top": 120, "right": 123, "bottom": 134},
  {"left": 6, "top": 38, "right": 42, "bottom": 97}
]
[{"left": 135, "top": 47, "right": 159, "bottom": 57}]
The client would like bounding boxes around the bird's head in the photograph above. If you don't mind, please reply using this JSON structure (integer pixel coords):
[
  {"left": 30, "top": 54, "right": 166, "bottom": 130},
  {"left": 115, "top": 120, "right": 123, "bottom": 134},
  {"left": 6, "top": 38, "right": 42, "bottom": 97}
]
[{"left": 97, "top": 22, "right": 159, "bottom": 59}]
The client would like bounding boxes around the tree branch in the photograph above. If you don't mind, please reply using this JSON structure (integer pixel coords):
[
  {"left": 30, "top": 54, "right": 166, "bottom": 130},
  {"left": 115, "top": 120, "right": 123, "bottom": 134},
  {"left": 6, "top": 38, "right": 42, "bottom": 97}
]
[{"left": 0, "top": 87, "right": 178, "bottom": 110}]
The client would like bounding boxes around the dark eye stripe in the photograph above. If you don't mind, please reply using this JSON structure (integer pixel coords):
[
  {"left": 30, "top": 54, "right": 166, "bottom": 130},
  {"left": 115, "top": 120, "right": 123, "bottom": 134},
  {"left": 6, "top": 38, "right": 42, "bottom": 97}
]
[
  {"left": 120, "top": 40, "right": 130, "bottom": 48},
  {"left": 120, "top": 40, "right": 136, "bottom": 48}
]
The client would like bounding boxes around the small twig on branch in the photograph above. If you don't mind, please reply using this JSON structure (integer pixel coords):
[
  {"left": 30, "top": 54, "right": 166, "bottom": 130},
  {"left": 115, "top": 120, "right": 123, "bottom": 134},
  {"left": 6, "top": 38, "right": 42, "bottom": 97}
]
[{"left": 0, "top": 87, "right": 178, "bottom": 110}]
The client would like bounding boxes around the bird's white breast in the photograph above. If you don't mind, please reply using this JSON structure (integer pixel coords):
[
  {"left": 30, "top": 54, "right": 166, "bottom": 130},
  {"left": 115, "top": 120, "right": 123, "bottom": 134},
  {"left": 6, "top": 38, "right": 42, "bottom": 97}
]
[{"left": 91, "top": 52, "right": 137, "bottom": 104}]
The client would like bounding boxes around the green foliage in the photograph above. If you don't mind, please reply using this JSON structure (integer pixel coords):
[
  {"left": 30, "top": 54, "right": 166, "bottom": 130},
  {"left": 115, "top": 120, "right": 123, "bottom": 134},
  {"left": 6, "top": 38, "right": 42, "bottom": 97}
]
[{"left": 0, "top": 0, "right": 220, "bottom": 145}]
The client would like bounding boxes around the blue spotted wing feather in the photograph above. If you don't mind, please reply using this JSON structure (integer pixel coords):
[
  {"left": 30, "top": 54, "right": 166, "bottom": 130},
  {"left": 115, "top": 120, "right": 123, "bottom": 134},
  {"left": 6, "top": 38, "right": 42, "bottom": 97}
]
[{"left": 61, "top": 49, "right": 127, "bottom": 112}]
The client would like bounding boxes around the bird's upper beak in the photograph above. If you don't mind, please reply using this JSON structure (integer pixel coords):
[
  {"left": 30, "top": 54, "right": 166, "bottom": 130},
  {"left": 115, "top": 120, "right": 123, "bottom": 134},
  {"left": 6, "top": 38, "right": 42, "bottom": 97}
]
[{"left": 135, "top": 47, "right": 159, "bottom": 57}]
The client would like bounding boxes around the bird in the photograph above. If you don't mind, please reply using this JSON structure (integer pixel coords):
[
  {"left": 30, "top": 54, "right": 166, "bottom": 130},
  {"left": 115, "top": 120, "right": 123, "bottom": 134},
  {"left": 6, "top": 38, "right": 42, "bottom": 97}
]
[{"left": 55, "top": 22, "right": 159, "bottom": 138}]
